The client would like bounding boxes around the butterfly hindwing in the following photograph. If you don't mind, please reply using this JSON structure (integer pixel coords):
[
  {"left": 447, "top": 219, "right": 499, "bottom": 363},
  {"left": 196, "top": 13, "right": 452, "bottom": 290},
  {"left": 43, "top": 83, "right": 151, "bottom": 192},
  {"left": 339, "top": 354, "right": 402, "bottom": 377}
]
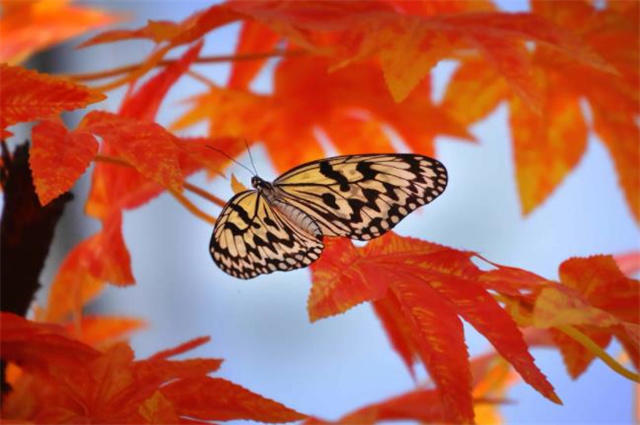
[
  {"left": 210, "top": 190, "right": 324, "bottom": 279},
  {"left": 273, "top": 154, "right": 447, "bottom": 240}
]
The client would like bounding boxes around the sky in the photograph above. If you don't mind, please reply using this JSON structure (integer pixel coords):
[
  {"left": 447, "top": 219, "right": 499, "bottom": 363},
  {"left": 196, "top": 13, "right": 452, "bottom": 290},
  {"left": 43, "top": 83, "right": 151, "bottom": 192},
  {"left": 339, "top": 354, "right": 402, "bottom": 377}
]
[{"left": 23, "top": 1, "right": 640, "bottom": 424}]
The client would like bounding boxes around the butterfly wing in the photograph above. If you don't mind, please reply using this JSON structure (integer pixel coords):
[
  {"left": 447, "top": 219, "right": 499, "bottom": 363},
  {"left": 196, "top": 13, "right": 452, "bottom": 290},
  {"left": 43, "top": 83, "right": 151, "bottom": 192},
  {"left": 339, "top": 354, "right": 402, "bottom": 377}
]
[
  {"left": 273, "top": 154, "right": 447, "bottom": 240},
  {"left": 210, "top": 190, "right": 324, "bottom": 279}
]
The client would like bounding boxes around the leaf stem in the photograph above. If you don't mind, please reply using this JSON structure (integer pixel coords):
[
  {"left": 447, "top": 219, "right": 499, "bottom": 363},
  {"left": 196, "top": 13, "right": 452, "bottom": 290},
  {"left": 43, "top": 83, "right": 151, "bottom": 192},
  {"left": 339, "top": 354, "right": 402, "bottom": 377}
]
[
  {"left": 492, "top": 292, "right": 639, "bottom": 383},
  {"left": 68, "top": 50, "right": 303, "bottom": 82},
  {"left": 169, "top": 188, "right": 216, "bottom": 225},
  {"left": 183, "top": 181, "right": 226, "bottom": 208},
  {"left": 92, "top": 154, "right": 224, "bottom": 220},
  {"left": 556, "top": 324, "right": 640, "bottom": 383}
]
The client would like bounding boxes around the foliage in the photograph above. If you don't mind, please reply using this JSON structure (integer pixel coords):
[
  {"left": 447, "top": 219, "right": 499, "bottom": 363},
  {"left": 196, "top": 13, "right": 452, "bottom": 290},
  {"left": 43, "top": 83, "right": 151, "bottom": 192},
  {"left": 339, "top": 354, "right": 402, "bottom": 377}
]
[{"left": 0, "top": 0, "right": 638, "bottom": 424}]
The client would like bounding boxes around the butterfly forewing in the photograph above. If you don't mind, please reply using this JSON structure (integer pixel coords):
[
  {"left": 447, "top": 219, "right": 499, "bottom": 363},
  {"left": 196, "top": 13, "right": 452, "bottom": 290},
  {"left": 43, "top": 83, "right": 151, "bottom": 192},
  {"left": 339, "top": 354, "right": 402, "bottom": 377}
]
[
  {"left": 274, "top": 154, "right": 447, "bottom": 240},
  {"left": 210, "top": 190, "right": 323, "bottom": 279}
]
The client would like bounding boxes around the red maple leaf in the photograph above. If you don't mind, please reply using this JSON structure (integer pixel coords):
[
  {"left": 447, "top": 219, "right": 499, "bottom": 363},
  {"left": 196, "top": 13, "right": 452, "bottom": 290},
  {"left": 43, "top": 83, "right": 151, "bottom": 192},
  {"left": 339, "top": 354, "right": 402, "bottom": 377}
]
[
  {"left": 443, "top": 1, "right": 638, "bottom": 221},
  {"left": 309, "top": 233, "right": 559, "bottom": 423},
  {"left": 0, "top": 0, "right": 116, "bottom": 64},
  {"left": 1, "top": 314, "right": 306, "bottom": 424},
  {"left": 0, "top": 64, "right": 104, "bottom": 135}
]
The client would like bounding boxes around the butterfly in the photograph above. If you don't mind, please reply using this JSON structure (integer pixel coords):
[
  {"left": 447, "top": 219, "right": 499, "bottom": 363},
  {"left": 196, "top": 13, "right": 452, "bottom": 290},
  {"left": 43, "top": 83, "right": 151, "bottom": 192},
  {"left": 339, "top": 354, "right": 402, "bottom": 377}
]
[{"left": 210, "top": 154, "right": 447, "bottom": 279}]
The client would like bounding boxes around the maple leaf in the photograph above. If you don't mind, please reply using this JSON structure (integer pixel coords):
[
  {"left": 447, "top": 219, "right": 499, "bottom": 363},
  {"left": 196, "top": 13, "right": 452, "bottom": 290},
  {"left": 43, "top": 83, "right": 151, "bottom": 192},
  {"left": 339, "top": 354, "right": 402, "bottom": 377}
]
[
  {"left": 443, "top": 0, "right": 639, "bottom": 220},
  {"left": 223, "top": 0, "right": 609, "bottom": 104},
  {"left": 0, "top": 64, "right": 104, "bottom": 132},
  {"left": 119, "top": 40, "right": 203, "bottom": 121},
  {"left": 544, "top": 256, "right": 639, "bottom": 378},
  {"left": 479, "top": 253, "right": 639, "bottom": 381},
  {"left": 0, "top": 313, "right": 100, "bottom": 378},
  {"left": 303, "top": 353, "right": 516, "bottom": 425},
  {"left": 62, "top": 315, "right": 147, "bottom": 349},
  {"left": 80, "top": 3, "right": 240, "bottom": 48},
  {"left": 30, "top": 119, "right": 98, "bottom": 205},
  {"left": 615, "top": 251, "right": 640, "bottom": 276},
  {"left": 173, "top": 57, "right": 471, "bottom": 172},
  {"left": 1, "top": 315, "right": 306, "bottom": 424},
  {"left": 310, "top": 233, "right": 559, "bottom": 423},
  {"left": 228, "top": 19, "right": 281, "bottom": 89},
  {"left": 81, "top": 111, "right": 183, "bottom": 193},
  {"left": 160, "top": 377, "right": 307, "bottom": 422},
  {"left": 0, "top": 0, "right": 117, "bottom": 64},
  {"left": 44, "top": 211, "right": 134, "bottom": 322},
  {"left": 78, "top": 43, "right": 244, "bottom": 219}
]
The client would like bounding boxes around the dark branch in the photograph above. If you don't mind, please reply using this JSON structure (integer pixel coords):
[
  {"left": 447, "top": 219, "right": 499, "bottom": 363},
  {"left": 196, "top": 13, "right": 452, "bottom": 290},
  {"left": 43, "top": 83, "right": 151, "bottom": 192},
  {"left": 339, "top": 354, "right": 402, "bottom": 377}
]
[{"left": 0, "top": 141, "right": 72, "bottom": 395}]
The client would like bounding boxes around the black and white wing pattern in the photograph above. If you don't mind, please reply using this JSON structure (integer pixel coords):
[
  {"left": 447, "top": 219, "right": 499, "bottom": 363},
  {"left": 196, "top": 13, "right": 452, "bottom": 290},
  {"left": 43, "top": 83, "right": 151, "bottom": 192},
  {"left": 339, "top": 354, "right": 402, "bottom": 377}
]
[
  {"left": 210, "top": 153, "right": 447, "bottom": 279},
  {"left": 209, "top": 190, "right": 323, "bottom": 279},
  {"left": 274, "top": 154, "right": 447, "bottom": 240}
]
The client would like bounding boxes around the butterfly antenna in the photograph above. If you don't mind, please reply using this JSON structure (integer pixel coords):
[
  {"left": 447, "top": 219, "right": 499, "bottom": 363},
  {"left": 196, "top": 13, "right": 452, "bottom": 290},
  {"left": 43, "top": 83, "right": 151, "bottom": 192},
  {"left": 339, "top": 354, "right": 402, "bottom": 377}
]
[
  {"left": 245, "top": 139, "right": 259, "bottom": 176},
  {"left": 205, "top": 145, "right": 254, "bottom": 176}
]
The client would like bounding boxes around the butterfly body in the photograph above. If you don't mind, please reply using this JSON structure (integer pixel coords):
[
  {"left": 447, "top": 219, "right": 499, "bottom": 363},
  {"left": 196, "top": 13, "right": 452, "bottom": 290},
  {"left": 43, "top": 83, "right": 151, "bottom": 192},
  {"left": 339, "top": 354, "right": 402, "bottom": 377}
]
[
  {"left": 210, "top": 154, "right": 447, "bottom": 279},
  {"left": 252, "top": 176, "right": 323, "bottom": 239}
]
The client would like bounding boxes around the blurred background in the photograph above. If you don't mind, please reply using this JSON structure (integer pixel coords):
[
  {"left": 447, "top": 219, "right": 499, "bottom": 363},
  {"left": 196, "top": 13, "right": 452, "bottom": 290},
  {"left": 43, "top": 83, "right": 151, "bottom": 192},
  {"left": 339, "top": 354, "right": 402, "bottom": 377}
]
[{"left": 10, "top": 0, "right": 638, "bottom": 423}]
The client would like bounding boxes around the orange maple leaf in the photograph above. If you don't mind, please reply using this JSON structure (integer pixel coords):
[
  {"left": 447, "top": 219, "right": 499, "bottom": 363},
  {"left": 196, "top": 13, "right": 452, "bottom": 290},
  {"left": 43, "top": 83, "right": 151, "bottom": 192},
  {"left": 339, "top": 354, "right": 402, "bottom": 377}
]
[
  {"left": 0, "top": 64, "right": 104, "bottom": 133},
  {"left": 310, "top": 233, "right": 559, "bottom": 423},
  {"left": 61, "top": 315, "right": 147, "bottom": 349},
  {"left": 549, "top": 256, "right": 639, "bottom": 378},
  {"left": 79, "top": 3, "right": 239, "bottom": 48},
  {"left": 75, "top": 43, "right": 243, "bottom": 219},
  {"left": 479, "top": 253, "right": 639, "bottom": 381},
  {"left": 44, "top": 211, "right": 134, "bottom": 323},
  {"left": 119, "top": 40, "right": 203, "bottom": 121},
  {"left": 228, "top": 19, "right": 281, "bottom": 89},
  {"left": 0, "top": 0, "right": 117, "bottom": 64},
  {"left": 81, "top": 111, "right": 184, "bottom": 193},
  {"left": 303, "top": 353, "right": 516, "bottom": 425},
  {"left": 173, "top": 57, "right": 471, "bottom": 172},
  {"left": 30, "top": 119, "right": 98, "bottom": 205},
  {"left": 0, "top": 314, "right": 306, "bottom": 424},
  {"left": 443, "top": 1, "right": 638, "bottom": 221},
  {"left": 223, "top": 0, "right": 609, "bottom": 103}
]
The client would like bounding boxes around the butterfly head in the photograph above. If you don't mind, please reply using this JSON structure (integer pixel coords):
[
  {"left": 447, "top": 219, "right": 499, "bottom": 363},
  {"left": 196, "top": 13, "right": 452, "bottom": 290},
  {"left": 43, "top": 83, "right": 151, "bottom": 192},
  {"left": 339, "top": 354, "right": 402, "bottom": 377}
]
[{"left": 251, "top": 176, "right": 271, "bottom": 191}]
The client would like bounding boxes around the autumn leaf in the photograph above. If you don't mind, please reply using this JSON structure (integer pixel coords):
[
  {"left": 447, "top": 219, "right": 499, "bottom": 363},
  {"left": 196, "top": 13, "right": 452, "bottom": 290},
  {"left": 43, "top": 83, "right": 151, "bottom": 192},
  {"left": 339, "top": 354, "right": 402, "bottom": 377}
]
[
  {"left": 64, "top": 315, "right": 147, "bottom": 348},
  {"left": 0, "top": 312, "right": 99, "bottom": 377},
  {"left": 0, "top": 64, "right": 105, "bottom": 132},
  {"left": 615, "top": 251, "right": 640, "bottom": 276},
  {"left": 80, "top": 44, "right": 243, "bottom": 219},
  {"left": 119, "top": 40, "right": 204, "bottom": 121},
  {"left": 160, "top": 377, "right": 307, "bottom": 422},
  {"left": 81, "top": 111, "right": 183, "bottom": 193},
  {"left": 85, "top": 134, "right": 241, "bottom": 219},
  {"left": 228, "top": 19, "right": 281, "bottom": 89},
  {"left": 224, "top": 0, "right": 609, "bottom": 104},
  {"left": 1, "top": 316, "right": 304, "bottom": 424},
  {"left": 305, "top": 388, "right": 447, "bottom": 425},
  {"left": 310, "top": 232, "right": 559, "bottom": 423},
  {"left": 303, "top": 353, "right": 515, "bottom": 425},
  {"left": 30, "top": 119, "right": 98, "bottom": 205},
  {"left": 443, "top": 1, "right": 638, "bottom": 220},
  {"left": 0, "top": 0, "right": 117, "bottom": 64},
  {"left": 80, "top": 3, "right": 240, "bottom": 48},
  {"left": 483, "top": 253, "right": 639, "bottom": 380},
  {"left": 44, "top": 211, "right": 133, "bottom": 322},
  {"left": 230, "top": 173, "right": 249, "bottom": 194},
  {"left": 174, "top": 57, "right": 471, "bottom": 172},
  {"left": 26, "top": 41, "right": 204, "bottom": 209},
  {"left": 83, "top": 0, "right": 610, "bottom": 104},
  {"left": 551, "top": 255, "right": 640, "bottom": 377},
  {"left": 508, "top": 71, "right": 588, "bottom": 213}
]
